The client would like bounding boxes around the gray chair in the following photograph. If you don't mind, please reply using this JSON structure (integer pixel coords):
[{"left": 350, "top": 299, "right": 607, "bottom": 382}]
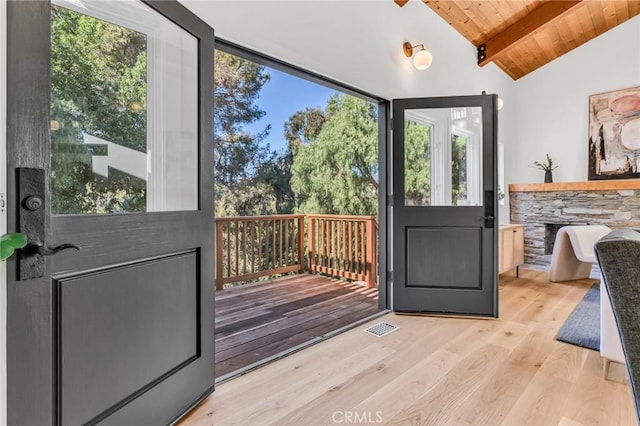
[{"left": 594, "top": 229, "right": 640, "bottom": 422}]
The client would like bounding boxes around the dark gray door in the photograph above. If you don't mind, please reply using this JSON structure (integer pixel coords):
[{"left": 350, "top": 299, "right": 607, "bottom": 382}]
[
  {"left": 392, "top": 95, "right": 498, "bottom": 316},
  {"left": 6, "top": 1, "right": 215, "bottom": 424}
]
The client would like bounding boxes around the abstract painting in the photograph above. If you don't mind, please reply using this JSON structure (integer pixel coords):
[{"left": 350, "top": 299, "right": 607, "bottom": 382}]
[{"left": 588, "top": 86, "right": 640, "bottom": 180}]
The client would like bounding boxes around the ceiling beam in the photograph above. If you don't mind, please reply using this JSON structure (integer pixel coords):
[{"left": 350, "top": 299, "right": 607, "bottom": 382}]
[
  {"left": 394, "top": 0, "right": 410, "bottom": 7},
  {"left": 477, "top": 0, "right": 583, "bottom": 67}
]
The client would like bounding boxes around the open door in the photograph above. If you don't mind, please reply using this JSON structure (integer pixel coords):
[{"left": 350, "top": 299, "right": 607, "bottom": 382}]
[
  {"left": 391, "top": 95, "right": 498, "bottom": 316},
  {"left": 6, "top": 1, "right": 214, "bottom": 424}
]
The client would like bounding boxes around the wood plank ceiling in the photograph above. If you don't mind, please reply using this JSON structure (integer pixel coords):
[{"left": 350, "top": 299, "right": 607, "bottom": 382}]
[{"left": 397, "top": 0, "right": 640, "bottom": 80}]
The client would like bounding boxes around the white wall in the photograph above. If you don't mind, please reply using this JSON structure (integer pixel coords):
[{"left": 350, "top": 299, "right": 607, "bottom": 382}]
[{"left": 512, "top": 15, "right": 640, "bottom": 185}]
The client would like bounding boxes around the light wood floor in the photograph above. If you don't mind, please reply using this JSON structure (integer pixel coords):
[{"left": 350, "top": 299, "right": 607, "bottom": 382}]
[{"left": 181, "top": 269, "right": 636, "bottom": 426}]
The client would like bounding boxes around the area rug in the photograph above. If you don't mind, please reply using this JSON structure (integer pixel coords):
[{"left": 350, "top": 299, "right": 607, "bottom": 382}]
[{"left": 556, "top": 284, "right": 600, "bottom": 351}]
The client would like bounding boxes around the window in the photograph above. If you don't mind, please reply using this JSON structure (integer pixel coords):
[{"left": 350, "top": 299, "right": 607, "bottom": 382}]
[
  {"left": 404, "top": 107, "right": 482, "bottom": 206},
  {"left": 50, "top": 0, "right": 198, "bottom": 214}
]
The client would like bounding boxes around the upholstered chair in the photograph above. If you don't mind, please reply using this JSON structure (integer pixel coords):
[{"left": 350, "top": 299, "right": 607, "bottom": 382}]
[{"left": 594, "top": 229, "right": 640, "bottom": 422}]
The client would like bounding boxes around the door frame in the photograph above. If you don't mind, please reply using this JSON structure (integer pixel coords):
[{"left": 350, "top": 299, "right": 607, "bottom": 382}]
[{"left": 215, "top": 39, "right": 391, "bottom": 312}]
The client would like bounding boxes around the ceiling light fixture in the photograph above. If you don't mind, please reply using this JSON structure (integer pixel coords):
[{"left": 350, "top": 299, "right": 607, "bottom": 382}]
[{"left": 403, "top": 42, "right": 433, "bottom": 70}]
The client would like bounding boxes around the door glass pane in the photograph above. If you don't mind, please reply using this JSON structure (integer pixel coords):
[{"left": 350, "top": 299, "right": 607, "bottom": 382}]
[
  {"left": 404, "top": 107, "right": 483, "bottom": 206},
  {"left": 50, "top": 1, "right": 198, "bottom": 214},
  {"left": 451, "top": 134, "right": 468, "bottom": 205},
  {"left": 403, "top": 112, "right": 432, "bottom": 206}
]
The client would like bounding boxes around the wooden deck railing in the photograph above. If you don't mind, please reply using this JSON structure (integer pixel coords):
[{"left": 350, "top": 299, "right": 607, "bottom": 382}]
[
  {"left": 307, "top": 214, "right": 378, "bottom": 289},
  {"left": 215, "top": 214, "right": 379, "bottom": 290},
  {"left": 215, "top": 215, "right": 305, "bottom": 290}
]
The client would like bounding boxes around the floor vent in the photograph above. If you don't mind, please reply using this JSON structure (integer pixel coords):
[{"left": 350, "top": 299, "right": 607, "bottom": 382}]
[{"left": 363, "top": 322, "right": 399, "bottom": 337}]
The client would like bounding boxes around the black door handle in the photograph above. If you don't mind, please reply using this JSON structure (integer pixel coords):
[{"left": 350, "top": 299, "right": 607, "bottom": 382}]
[
  {"left": 25, "top": 242, "right": 81, "bottom": 257},
  {"left": 484, "top": 190, "right": 495, "bottom": 228}
]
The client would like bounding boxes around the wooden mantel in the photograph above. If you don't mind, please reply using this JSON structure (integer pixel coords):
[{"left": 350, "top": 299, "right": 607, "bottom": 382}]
[{"left": 509, "top": 180, "right": 640, "bottom": 192}]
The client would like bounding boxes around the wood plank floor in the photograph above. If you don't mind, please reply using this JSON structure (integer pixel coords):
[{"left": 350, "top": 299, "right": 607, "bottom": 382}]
[
  {"left": 186, "top": 269, "right": 636, "bottom": 425},
  {"left": 215, "top": 273, "right": 380, "bottom": 377}
]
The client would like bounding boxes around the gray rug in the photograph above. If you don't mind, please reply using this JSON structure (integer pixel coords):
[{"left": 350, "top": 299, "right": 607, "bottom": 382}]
[{"left": 556, "top": 284, "right": 600, "bottom": 351}]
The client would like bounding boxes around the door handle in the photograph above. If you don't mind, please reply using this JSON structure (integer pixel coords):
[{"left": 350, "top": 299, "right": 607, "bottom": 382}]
[
  {"left": 484, "top": 190, "right": 495, "bottom": 228},
  {"left": 17, "top": 168, "right": 46, "bottom": 280},
  {"left": 25, "top": 242, "right": 81, "bottom": 257}
]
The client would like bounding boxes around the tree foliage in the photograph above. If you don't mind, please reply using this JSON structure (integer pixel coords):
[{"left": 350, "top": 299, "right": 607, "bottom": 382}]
[
  {"left": 291, "top": 95, "right": 378, "bottom": 215},
  {"left": 50, "top": 11, "right": 276, "bottom": 217},
  {"left": 214, "top": 51, "right": 274, "bottom": 216},
  {"left": 451, "top": 135, "right": 468, "bottom": 205},
  {"left": 284, "top": 107, "right": 326, "bottom": 153},
  {"left": 50, "top": 6, "right": 147, "bottom": 214},
  {"left": 258, "top": 107, "right": 328, "bottom": 214},
  {"left": 404, "top": 121, "right": 431, "bottom": 206}
]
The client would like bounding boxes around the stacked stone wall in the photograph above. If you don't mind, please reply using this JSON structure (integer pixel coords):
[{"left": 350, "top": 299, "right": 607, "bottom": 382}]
[{"left": 509, "top": 189, "right": 640, "bottom": 266}]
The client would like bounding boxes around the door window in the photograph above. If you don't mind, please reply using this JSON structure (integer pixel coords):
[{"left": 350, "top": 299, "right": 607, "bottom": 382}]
[
  {"left": 404, "top": 107, "right": 483, "bottom": 206},
  {"left": 50, "top": 0, "right": 198, "bottom": 214}
]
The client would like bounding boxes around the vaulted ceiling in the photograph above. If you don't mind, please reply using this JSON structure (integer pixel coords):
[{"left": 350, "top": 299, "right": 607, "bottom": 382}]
[{"left": 396, "top": 0, "right": 640, "bottom": 79}]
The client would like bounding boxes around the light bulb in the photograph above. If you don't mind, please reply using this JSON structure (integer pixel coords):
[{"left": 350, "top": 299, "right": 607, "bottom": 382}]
[{"left": 413, "top": 49, "right": 433, "bottom": 70}]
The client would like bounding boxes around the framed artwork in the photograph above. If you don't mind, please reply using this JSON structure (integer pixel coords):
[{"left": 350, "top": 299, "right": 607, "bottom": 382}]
[{"left": 588, "top": 86, "right": 640, "bottom": 180}]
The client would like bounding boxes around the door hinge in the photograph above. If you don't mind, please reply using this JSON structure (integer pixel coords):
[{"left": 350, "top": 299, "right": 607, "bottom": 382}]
[
  {"left": 387, "top": 195, "right": 394, "bottom": 206},
  {"left": 390, "top": 117, "right": 393, "bottom": 128},
  {"left": 387, "top": 271, "right": 393, "bottom": 282}
]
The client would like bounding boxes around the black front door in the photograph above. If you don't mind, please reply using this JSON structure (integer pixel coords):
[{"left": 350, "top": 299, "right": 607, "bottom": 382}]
[
  {"left": 391, "top": 95, "right": 498, "bottom": 316},
  {"left": 6, "top": 1, "right": 215, "bottom": 423}
]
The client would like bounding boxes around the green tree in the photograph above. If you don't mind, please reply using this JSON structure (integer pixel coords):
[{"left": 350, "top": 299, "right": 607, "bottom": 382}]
[
  {"left": 404, "top": 121, "right": 431, "bottom": 206},
  {"left": 289, "top": 97, "right": 435, "bottom": 214},
  {"left": 50, "top": 12, "right": 275, "bottom": 217},
  {"left": 259, "top": 107, "right": 328, "bottom": 214},
  {"left": 291, "top": 95, "right": 378, "bottom": 215},
  {"left": 284, "top": 107, "right": 327, "bottom": 153},
  {"left": 214, "top": 50, "right": 273, "bottom": 217},
  {"left": 451, "top": 135, "right": 468, "bottom": 205},
  {"left": 50, "top": 5, "right": 147, "bottom": 214}
]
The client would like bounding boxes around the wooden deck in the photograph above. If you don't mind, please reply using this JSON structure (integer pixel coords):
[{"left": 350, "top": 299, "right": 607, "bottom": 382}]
[{"left": 215, "top": 273, "right": 380, "bottom": 377}]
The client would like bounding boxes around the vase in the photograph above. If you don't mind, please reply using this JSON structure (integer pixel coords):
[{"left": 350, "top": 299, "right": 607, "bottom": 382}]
[{"left": 544, "top": 170, "right": 553, "bottom": 183}]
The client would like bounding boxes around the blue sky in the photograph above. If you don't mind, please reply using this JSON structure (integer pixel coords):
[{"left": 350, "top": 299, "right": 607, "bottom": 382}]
[{"left": 245, "top": 67, "right": 337, "bottom": 152}]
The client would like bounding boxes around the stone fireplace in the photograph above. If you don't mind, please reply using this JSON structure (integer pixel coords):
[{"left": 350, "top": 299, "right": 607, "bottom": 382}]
[{"left": 509, "top": 181, "right": 640, "bottom": 267}]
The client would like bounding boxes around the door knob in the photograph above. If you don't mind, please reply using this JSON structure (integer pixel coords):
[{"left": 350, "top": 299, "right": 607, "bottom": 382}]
[{"left": 25, "top": 242, "right": 81, "bottom": 256}]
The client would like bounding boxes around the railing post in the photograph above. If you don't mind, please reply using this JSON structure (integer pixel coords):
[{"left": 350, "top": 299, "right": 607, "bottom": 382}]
[
  {"left": 298, "top": 216, "right": 305, "bottom": 273},
  {"left": 365, "top": 218, "right": 376, "bottom": 288},
  {"left": 215, "top": 219, "right": 224, "bottom": 291}
]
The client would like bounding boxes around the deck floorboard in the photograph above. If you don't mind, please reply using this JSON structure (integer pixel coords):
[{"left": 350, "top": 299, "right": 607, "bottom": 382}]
[{"left": 215, "top": 273, "right": 380, "bottom": 377}]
